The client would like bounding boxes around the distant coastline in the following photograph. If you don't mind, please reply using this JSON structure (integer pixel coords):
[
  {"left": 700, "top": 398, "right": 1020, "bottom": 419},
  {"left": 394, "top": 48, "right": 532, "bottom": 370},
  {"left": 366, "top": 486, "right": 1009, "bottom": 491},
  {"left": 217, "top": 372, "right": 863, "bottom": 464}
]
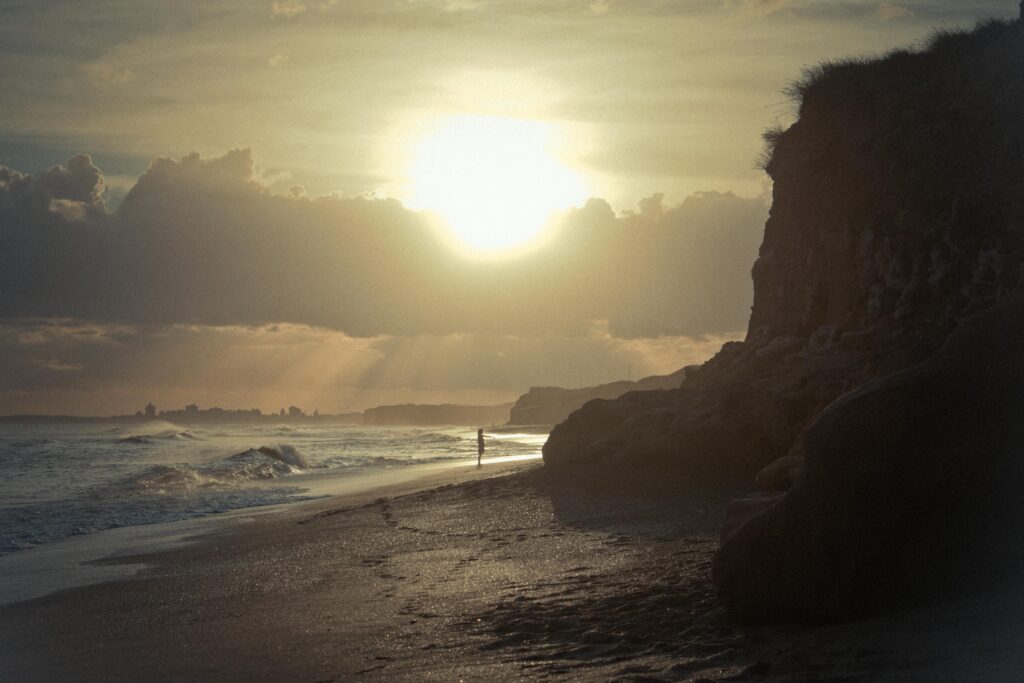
[
  {"left": 0, "top": 412, "right": 361, "bottom": 425},
  {"left": 0, "top": 401, "right": 509, "bottom": 427},
  {"left": 0, "top": 367, "right": 689, "bottom": 428},
  {"left": 0, "top": 366, "right": 692, "bottom": 428}
]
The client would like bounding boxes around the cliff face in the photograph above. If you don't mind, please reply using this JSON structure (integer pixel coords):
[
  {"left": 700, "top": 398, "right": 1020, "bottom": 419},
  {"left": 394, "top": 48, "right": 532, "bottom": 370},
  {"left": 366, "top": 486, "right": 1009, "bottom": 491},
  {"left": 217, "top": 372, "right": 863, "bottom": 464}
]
[
  {"left": 507, "top": 368, "right": 689, "bottom": 426},
  {"left": 543, "top": 21, "right": 1024, "bottom": 488},
  {"left": 750, "top": 23, "right": 1024, "bottom": 342}
]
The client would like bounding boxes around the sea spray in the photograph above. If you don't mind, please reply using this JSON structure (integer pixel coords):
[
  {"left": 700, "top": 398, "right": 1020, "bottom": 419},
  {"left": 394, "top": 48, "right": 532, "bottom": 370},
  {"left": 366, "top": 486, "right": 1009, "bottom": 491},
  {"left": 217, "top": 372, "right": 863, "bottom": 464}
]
[
  {"left": 128, "top": 444, "right": 312, "bottom": 494},
  {"left": 255, "top": 445, "right": 309, "bottom": 469}
]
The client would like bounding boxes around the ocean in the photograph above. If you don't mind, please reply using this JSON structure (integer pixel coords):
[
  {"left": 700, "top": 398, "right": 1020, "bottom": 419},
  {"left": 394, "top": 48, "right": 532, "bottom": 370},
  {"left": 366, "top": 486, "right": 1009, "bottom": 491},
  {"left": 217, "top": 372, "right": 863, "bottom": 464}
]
[{"left": 0, "top": 421, "right": 546, "bottom": 556}]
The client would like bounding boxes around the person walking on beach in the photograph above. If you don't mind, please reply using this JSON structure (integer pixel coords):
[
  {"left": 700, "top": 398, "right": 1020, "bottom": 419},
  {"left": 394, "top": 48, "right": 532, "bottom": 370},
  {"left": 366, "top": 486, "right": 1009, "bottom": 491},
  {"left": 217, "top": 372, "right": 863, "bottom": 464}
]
[{"left": 477, "top": 428, "right": 485, "bottom": 467}]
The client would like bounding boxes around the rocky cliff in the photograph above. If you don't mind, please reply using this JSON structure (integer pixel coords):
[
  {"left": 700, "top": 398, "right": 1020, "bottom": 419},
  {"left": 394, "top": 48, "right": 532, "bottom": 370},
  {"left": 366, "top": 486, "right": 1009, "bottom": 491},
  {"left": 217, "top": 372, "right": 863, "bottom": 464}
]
[
  {"left": 507, "top": 367, "right": 690, "bottom": 426},
  {"left": 544, "top": 19, "right": 1024, "bottom": 485},
  {"left": 545, "top": 20, "right": 1024, "bottom": 620}
]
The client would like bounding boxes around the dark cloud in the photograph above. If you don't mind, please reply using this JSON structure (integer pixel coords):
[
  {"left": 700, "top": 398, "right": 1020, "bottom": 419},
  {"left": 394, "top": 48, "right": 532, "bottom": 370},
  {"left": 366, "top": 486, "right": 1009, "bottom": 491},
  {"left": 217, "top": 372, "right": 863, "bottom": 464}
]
[
  {"left": 0, "top": 150, "right": 766, "bottom": 339},
  {"left": 0, "top": 153, "right": 104, "bottom": 211}
]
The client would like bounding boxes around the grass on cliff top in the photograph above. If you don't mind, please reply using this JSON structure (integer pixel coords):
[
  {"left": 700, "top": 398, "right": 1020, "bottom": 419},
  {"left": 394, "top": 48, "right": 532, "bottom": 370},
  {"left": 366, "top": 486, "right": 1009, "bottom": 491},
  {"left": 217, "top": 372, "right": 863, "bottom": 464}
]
[{"left": 760, "top": 19, "right": 1023, "bottom": 171}]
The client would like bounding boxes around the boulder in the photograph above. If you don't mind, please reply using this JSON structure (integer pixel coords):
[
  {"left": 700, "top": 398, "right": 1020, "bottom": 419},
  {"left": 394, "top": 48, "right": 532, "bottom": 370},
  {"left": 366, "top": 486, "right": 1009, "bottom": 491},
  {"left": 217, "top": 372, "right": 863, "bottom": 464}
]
[
  {"left": 753, "top": 455, "right": 803, "bottom": 492},
  {"left": 720, "top": 493, "right": 784, "bottom": 542},
  {"left": 712, "top": 297, "right": 1024, "bottom": 624}
]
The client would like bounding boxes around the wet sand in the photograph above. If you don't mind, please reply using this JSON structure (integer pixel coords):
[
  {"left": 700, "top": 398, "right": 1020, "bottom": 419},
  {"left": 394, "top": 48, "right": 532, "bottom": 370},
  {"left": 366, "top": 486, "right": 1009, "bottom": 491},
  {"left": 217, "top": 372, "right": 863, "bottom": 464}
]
[{"left": 3, "top": 461, "right": 1024, "bottom": 681}]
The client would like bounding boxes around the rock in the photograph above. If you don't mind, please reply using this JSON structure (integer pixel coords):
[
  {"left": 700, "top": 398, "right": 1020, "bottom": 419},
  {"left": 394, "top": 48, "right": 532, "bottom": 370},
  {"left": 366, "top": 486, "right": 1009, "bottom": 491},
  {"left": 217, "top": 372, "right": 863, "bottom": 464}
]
[
  {"left": 543, "top": 339, "right": 880, "bottom": 486},
  {"left": 720, "top": 494, "right": 784, "bottom": 542},
  {"left": 712, "top": 297, "right": 1024, "bottom": 624},
  {"left": 753, "top": 336, "right": 806, "bottom": 359},
  {"left": 753, "top": 456, "right": 803, "bottom": 492},
  {"left": 508, "top": 367, "right": 689, "bottom": 427}
]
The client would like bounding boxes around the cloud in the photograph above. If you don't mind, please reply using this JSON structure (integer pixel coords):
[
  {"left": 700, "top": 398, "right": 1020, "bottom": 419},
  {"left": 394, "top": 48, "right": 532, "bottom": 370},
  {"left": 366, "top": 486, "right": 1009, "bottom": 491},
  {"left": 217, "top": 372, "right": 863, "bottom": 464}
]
[
  {"left": 0, "top": 154, "right": 106, "bottom": 223},
  {"left": 268, "top": 54, "right": 290, "bottom": 68},
  {"left": 589, "top": 0, "right": 612, "bottom": 15},
  {"left": 878, "top": 3, "right": 913, "bottom": 20},
  {"left": 31, "top": 358, "right": 84, "bottom": 372},
  {"left": 726, "top": 0, "right": 791, "bottom": 19},
  {"left": 82, "top": 62, "right": 136, "bottom": 87},
  {"left": 271, "top": 0, "right": 306, "bottom": 18},
  {"left": 406, "top": 0, "right": 480, "bottom": 11},
  {"left": 36, "top": 154, "right": 106, "bottom": 205},
  {"left": 0, "top": 150, "right": 766, "bottom": 342},
  {"left": 48, "top": 198, "right": 90, "bottom": 222},
  {"left": 440, "top": 0, "right": 480, "bottom": 10}
]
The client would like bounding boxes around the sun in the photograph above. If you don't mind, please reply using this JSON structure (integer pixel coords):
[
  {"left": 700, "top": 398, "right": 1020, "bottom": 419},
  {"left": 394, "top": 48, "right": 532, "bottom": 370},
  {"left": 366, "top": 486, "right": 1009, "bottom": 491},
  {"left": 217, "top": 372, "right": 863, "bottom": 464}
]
[{"left": 406, "top": 115, "right": 589, "bottom": 256}]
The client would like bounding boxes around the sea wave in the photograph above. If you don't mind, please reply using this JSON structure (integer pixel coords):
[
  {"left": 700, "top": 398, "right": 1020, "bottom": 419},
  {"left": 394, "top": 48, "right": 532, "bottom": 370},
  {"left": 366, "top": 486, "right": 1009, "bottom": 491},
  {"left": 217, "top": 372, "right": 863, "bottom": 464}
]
[
  {"left": 8, "top": 438, "right": 54, "bottom": 448},
  {"left": 118, "top": 429, "right": 201, "bottom": 444},
  {"left": 229, "top": 445, "right": 310, "bottom": 469},
  {"left": 316, "top": 452, "right": 458, "bottom": 470},
  {"left": 419, "top": 432, "right": 462, "bottom": 443},
  {"left": 116, "top": 444, "right": 310, "bottom": 495}
]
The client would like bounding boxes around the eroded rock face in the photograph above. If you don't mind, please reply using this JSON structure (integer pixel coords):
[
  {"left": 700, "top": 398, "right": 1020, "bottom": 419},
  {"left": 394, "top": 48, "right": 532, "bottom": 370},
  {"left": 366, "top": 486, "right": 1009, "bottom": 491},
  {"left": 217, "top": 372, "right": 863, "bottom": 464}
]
[
  {"left": 712, "top": 297, "right": 1024, "bottom": 623},
  {"left": 543, "top": 20, "right": 1024, "bottom": 490},
  {"left": 543, "top": 325, "right": 937, "bottom": 485}
]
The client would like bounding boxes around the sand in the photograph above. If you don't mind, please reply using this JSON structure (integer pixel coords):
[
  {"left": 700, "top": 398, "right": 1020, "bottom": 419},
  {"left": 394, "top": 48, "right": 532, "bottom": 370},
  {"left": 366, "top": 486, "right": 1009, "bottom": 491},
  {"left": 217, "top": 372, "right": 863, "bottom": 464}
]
[{"left": 3, "top": 460, "right": 1024, "bottom": 682}]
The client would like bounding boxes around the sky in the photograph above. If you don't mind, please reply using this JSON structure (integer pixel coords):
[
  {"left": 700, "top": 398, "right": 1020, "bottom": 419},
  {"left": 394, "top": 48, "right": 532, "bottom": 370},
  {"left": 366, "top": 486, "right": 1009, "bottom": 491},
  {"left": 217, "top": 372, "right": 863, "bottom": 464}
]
[{"left": 0, "top": 0, "right": 1013, "bottom": 416}]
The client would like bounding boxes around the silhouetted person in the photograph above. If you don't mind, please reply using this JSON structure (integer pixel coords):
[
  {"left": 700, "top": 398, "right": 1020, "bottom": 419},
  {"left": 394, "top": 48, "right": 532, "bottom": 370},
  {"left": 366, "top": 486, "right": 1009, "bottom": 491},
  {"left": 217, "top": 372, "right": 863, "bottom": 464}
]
[{"left": 477, "top": 428, "right": 485, "bottom": 467}]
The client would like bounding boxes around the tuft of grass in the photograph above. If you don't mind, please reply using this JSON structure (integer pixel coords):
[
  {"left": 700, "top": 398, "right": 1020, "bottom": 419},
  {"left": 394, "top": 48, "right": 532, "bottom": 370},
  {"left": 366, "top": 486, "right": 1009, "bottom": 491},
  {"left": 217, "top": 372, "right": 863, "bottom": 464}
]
[
  {"left": 758, "top": 18, "right": 1020, "bottom": 174},
  {"left": 756, "top": 127, "right": 785, "bottom": 171}
]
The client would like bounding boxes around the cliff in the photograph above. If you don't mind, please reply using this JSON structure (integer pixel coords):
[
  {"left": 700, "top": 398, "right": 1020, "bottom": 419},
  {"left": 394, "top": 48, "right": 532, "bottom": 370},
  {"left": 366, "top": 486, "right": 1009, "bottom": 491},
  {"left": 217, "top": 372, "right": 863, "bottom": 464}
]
[
  {"left": 544, "top": 20, "right": 1024, "bottom": 621},
  {"left": 362, "top": 403, "right": 512, "bottom": 427},
  {"left": 544, "top": 20, "right": 1024, "bottom": 484},
  {"left": 507, "top": 367, "right": 690, "bottom": 426}
]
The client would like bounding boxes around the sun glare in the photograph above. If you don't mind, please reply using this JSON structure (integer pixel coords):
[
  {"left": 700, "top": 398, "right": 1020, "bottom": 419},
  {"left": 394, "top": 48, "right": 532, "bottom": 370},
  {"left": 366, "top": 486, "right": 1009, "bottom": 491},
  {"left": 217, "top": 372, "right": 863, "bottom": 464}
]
[{"left": 406, "top": 115, "right": 588, "bottom": 256}]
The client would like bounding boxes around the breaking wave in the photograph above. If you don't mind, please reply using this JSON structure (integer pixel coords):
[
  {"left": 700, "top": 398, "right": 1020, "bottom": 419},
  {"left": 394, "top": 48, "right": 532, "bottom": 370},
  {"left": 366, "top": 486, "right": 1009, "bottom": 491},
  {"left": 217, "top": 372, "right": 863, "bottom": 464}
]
[
  {"left": 420, "top": 432, "right": 462, "bottom": 443},
  {"left": 117, "top": 444, "right": 309, "bottom": 495},
  {"left": 118, "top": 429, "right": 201, "bottom": 444}
]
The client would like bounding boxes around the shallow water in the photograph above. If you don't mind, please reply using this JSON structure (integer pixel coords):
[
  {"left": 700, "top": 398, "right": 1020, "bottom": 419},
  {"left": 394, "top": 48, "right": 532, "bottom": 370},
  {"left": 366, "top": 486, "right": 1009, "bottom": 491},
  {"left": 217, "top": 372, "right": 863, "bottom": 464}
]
[{"left": 0, "top": 422, "right": 546, "bottom": 555}]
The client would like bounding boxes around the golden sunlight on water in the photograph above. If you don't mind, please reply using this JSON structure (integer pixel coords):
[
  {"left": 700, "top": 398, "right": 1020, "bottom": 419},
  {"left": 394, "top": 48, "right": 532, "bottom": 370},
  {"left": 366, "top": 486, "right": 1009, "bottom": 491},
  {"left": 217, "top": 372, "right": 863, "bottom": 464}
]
[{"left": 405, "top": 115, "right": 589, "bottom": 256}]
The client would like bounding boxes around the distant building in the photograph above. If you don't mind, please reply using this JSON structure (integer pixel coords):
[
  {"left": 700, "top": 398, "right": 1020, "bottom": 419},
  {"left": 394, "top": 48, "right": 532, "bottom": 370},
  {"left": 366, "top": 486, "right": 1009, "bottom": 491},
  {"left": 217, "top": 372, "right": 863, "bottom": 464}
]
[
  {"left": 145, "top": 402, "right": 156, "bottom": 418},
  {"left": 185, "top": 404, "right": 199, "bottom": 414}
]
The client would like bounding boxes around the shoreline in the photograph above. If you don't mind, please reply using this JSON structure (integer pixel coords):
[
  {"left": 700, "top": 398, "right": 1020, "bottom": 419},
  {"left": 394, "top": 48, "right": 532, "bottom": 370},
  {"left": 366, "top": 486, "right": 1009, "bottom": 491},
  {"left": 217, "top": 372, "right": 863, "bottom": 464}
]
[
  {"left": 0, "top": 455, "right": 540, "bottom": 607},
  {"left": 4, "top": 459, "right": 1024, "bottom": 681}
]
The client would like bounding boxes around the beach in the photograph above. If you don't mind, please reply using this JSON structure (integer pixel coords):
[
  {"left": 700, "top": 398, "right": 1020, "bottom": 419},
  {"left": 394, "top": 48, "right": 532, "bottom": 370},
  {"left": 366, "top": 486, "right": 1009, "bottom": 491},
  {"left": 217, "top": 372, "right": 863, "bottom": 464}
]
[{"left": 3, "top": 458, "right": 1024, "bottom": 682}]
